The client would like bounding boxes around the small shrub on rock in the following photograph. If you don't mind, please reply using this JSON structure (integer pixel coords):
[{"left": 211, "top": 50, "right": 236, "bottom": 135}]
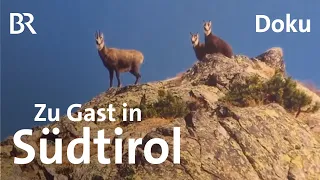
[
  {"left": 223, "top": 75, "right": 264, "bottom": 107},
  {"left": 223, "top": 73, "right": 319, "bottom": 117},
  {"left": 141, "top": 90, "right": 189, "bottom": 119},
  {"left": 120, "top": 90, "right": 189, "bottom": 126}
]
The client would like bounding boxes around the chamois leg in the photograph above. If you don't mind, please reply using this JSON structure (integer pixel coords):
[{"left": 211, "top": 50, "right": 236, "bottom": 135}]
[
  {"left": 130, "top": 66, "right": 141, "bottom": 85},
  {"left": 115, "top": 70, "right": 122, "bottom": 87},
  {"left": 108, "top": 69, "right": 114, "bottom": 88}
]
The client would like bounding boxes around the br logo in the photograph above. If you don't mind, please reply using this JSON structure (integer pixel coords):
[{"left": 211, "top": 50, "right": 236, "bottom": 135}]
[{"left": 10, "top": 13, "right": 37, "bottom": 34}]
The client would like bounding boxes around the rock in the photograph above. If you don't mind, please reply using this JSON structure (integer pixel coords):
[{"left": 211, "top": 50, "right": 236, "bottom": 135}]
[
  {"left": 1, "top": 49, "right": 319, "bottom": 179},
  {"left": 254, "top": 47, "right": 286, "bottom": 73},
  {"left": 1, "top": 136, "right": 14, "bottom": 146},
  {"left": 91, "top": 175, "right": 104, "bottom": 180}
]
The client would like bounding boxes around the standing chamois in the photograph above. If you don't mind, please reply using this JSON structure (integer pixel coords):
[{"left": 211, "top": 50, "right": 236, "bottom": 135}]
[
  {"left": 190, "top": 32, "right": 207, "bottom": 61},
  {"left": 203, "top": 20, "right": 233, "bottom": 58},
  {"left": 95, "top": 31, "right": 144, "bottom": 88}
]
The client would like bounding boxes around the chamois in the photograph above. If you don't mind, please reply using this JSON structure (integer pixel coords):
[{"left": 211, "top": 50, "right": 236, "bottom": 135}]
[
  {"left": 95, "top": 31, "right": 144, "bottom": 88},
  {"left": 203, "top": 21, "right": 233, "bottom": 58},
  {"left": 190, "top": 32, "right": 206, "bottom": 61}
]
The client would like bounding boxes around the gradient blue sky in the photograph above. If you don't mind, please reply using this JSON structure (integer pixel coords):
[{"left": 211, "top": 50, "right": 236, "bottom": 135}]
[{"left": 1, "top": 0, "right": 319, "bottom": 140}]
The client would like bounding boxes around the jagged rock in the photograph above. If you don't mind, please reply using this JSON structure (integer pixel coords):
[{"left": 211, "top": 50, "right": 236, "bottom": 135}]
[
  {"left": 254, "top": 47, "right": 286, "bottom": 73},
  {"left": 1, "top": 136, "right": 14, "bottom": 146},
  {"left": 1, "top": 50, "right": 320, "bottom": 179},
  {"left": 182, "top": 53, "right": 276, "bottom": 92}
]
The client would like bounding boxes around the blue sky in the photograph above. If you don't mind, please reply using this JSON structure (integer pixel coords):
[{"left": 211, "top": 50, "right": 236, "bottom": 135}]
[{"left": 1, "top": 0, "right": 319, "bottom": 140}]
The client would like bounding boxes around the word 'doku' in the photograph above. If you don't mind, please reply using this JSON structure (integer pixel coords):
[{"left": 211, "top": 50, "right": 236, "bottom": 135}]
[{"left": 256, "top": 14, "right": 310, "bottom": 33}]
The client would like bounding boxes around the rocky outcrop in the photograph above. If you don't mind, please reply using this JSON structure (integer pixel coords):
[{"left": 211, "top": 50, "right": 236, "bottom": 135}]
[
  {"left": 254, "top": 47, "right": 286, "bottom": 73},
  {"left": 1, "top": 48, "right": 319, "bottom": 180}
]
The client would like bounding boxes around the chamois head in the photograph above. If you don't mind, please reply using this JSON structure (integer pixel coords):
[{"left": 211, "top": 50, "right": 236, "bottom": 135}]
[
  {"left": 203, "top": 20, "right": 212, "bottom": 36},
  {"left": 190, "top": 32, "right": 200, "bottom": 47},
  {"left": 95, "top": 30, "right": 105, "bottom": 50}
]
